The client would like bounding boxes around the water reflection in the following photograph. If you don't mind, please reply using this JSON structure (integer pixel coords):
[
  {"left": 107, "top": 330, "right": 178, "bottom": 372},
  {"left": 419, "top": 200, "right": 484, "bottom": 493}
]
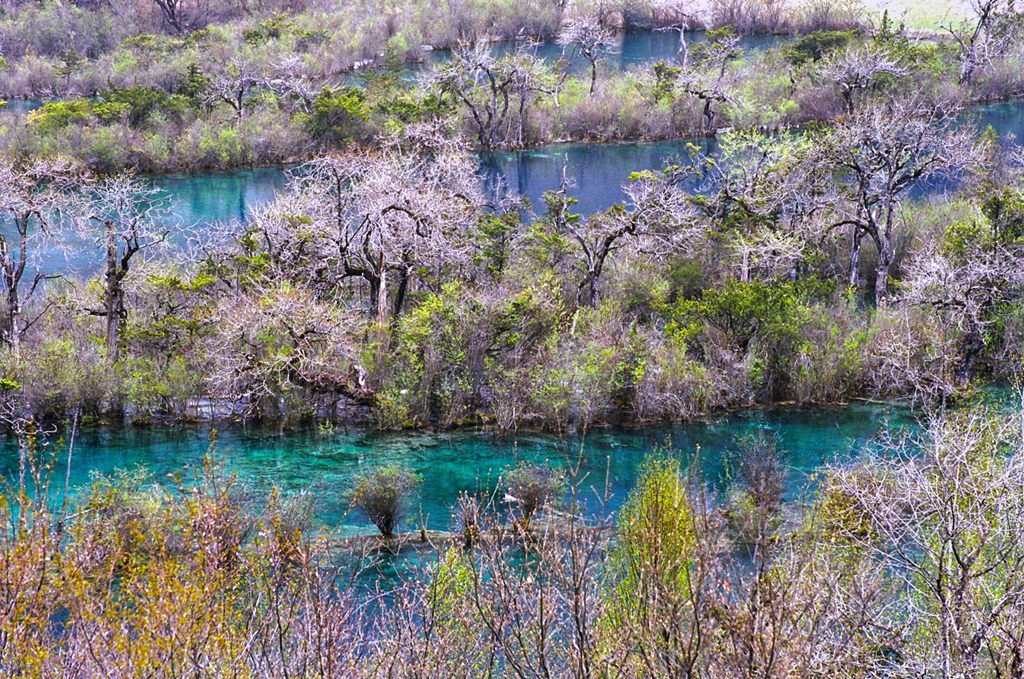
[{"left": 151, "top": 101, "right": 1024, "bottom": 231}]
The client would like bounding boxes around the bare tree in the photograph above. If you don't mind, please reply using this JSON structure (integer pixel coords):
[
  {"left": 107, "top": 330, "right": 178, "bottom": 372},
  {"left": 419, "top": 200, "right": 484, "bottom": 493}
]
[
  {"left": 817, "top": 100, "right": 974, "bottom": 303},
  {"left": 205, "top": 56, "right": 262, "bottom": 122},
  {"left": 825, "top": 410, "right": 1024, "bottom": 676},
  {"left": 250, "top": 126, "right": 485, "bottom": 324},
  {"left": 532, "top": 162, "right": 695, "bottom": 308},
  {"left": 0, "top": 158, "right": 83, "bottom": 355},
  {"left": 944, "top": 0, "right": 1024, "bottom": 85},
  {"left": 149, "top": 0, "right": 209, "bottom": 34},
  {"left": 263, "top": 55, "right": 327, "bottom": 115},
  {"left": 557, "top": 13, "right": 618, "bottom": 95},
  {"left": 505, "top": 43, "right": 564, "bottom": 147},
  {"left": 821, "top": 47, "right": 908, "bottom": 114},
  {"left": 204, "top": 283, "right": 365, "bottom": 418},
  {"left": 649, "top": 0, "right": 709, "bottom": 67},
  {"left": 84, "top": 174, "right": 169, "bottom": 361},
  {"left": 426, "top": 41, "right": 559, "bottom": 149},
  {"left": 901, "top": 223, "right": 1024, "bottom": 384},
  {"left": 677, "top": 28, "right": 742, "bottom": 136}
]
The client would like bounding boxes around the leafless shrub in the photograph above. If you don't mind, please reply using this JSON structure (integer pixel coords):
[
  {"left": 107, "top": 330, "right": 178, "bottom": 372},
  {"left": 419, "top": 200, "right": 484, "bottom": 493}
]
[
  {"left": 709, "top": 0, "right": 792, "bottom": 33},
  {"left": 864, "top": 306, "right": 961, "bottom": 404},
  {"left": 824, "top": 409, "right": 1024, "bottom": 676},
  {"left": 793, "top": 0, "right": 864, "bottom": 32},
  {"left": 724, "top": 431, "right": 785, "bottom": 546}
]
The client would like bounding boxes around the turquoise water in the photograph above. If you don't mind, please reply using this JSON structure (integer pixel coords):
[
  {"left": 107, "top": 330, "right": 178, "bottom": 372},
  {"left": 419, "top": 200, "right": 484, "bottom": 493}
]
[
  {"left": 39, "top": 98, "right": 1022, "bottom": 273},
  {"left": 2, "top": 402, "right": 917, "bottom": 536},
  {"left": 154, "top": 166, "right": 291, "bottom": 227}
]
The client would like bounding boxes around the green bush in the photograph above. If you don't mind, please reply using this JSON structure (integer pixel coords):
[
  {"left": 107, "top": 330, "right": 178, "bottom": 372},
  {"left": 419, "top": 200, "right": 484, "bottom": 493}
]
[
  {"left": 303, "top": 86, "right": 369, "bottom": 144},
  {"left": 384, "top": 282, "right": 477, "bottom": 427},
  {"left": 27, "top": 100, "right": 96, "bottom": 133},
  {"left": 781, "top": 30, "right": 859, "bottom": 66},
  {"left": 605, "top": 455, "right": 696, "bottom": 631},
  {"left": 101, "top": 85, "right": 190, "bottom": 127}
]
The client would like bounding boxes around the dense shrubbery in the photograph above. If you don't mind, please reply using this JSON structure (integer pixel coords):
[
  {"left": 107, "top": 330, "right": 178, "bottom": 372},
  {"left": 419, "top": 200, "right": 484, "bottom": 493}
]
[
  {"left": 0, "top": 0, "right": 1020, "bottom": 172},
  {"left": 0, "top": 2, "right": 1019, "bottom": 433},
  {"left": 2, "top": 0, "right": 1024, "bottom": 671},
  {"left": 0, "top": 107, "right": 1020, "bottom": 431}
]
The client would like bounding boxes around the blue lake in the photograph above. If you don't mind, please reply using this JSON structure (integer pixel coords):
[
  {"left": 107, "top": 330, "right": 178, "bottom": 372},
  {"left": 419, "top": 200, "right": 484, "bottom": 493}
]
[{"left": 146, "top": 101, "right": 1024, "bottom": 230}]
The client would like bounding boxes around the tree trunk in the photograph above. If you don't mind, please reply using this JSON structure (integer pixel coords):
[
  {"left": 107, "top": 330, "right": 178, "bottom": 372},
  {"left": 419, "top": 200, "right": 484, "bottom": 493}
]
[
  {"left": 104, "top": 276, "right": 125, "bottom": 361},
  {"left": 104, "top": 223, "right": 124, "bottom": 361},
  {"left": 3, "top": 288, "right": 18, "bottom": 355},
  {"left": 577, "top": 270, "right": 599, "bottom": 308},
  {"left": 874, "top": 246, "right": 893, "bottom": 306},
  {"left": 0, "top": 237, "right": 23, "bottom": 354},
  {"left": 955, "top": 326, "right": 985, "bottom": 381},
  {"left": 842, "top": 85, "right": 855, "bottom": 115},
  {"left": 376, "top": 268, "right": 388, "bottom": 326},
  {"left": 703, "top": 98, "right": 715, "bottom": 136},
  {"left": 677, "top": 27, "right": 689, "bottom": 68},
  {"left": 848, "top": 227, "right": 863, "bottom": 288},
  {"left": 392, "top": 268, "right": 410, "bottom": 320}
]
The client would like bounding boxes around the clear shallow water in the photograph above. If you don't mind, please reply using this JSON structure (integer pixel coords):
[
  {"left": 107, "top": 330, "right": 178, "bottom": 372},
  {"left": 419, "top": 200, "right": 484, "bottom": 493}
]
[
  {"left": 154, "top": 167, "right": 291, "bottom": 227},
  {"left": 2, "top": 402, "right": 917, "bottom": 536}
]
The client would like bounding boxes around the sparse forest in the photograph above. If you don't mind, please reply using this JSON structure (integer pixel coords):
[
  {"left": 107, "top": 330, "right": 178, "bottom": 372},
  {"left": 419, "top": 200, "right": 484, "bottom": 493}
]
[{"left": 2, "top": 0, "right": 1024, "bottom": 675}]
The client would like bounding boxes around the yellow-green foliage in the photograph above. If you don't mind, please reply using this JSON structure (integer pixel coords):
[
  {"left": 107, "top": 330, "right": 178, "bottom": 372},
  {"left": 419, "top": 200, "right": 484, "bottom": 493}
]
[
  {"left": 428, "top": 546, "right": 476, "bottom": 629},
  {"left": 0, "top": 458, "right": 319, "bottom": 674},
  {"left": 381, "top": 281, "right": 477, "bottom": 427},
  {"left": 605, "top": 455, "right": 695, "bottom": 627}
]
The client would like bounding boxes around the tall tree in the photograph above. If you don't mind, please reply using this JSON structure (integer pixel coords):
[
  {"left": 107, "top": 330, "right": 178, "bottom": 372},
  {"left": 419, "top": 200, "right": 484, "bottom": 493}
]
[
  {"left": 248, "top": 126, "right": 485, "bottom": 324},
  {"left": 85, "top": 174, "right": 168, "bottom": 361},
  {"left": 677, "top": 27, "right": 741, "bottom": 136},
  {"left": 821, "top": 47, "right": 907, "bottom": 115},
  {"left": 428, "top": 41, "right": 559, "bottom": 149},
  {"left": 817, "top": 100, "right": 973, "bottom": 303},
  {"left": 0, "top": 158, "right": 82, "bottom": 354},
  {"left": 557, "top": 13, "right": 618, "bottom": 95}
]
